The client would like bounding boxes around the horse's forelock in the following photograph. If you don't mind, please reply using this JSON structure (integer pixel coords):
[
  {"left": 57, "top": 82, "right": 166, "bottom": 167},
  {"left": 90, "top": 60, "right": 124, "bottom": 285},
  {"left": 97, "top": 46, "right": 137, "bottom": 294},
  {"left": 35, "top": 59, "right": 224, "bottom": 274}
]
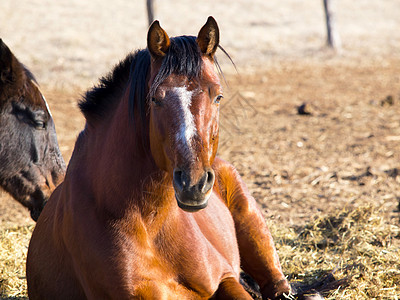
[{"left": 148, "top": 36, "right": 202, "bottom": 98}]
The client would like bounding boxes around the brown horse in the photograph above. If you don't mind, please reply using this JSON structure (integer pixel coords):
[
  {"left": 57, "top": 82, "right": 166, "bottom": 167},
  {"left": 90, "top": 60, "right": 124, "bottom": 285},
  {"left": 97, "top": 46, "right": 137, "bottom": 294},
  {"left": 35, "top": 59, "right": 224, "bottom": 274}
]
[
  {"left": 27, "top": 17, "right": 290, "bottom": 299},
  {"left": 0, "top": 39, "right": 65, "bottom": 221}
]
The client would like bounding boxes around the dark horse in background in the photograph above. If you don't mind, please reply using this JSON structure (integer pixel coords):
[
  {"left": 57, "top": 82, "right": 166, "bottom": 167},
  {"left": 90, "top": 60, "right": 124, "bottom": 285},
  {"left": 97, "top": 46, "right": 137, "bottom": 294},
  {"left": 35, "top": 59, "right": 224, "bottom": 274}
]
[
  {"left": 0, "top": 39, "right": 65, "bottom": 221},
  {"left": 27, "top": 17, "right": 291, "bottom": 299}
]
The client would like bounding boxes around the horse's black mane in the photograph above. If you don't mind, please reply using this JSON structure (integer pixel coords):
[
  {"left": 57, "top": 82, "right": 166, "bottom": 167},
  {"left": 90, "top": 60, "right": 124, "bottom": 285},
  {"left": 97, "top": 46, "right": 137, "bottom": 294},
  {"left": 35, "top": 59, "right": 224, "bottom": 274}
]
[
  {"left": 78, "top": 51, "right": 137, "bottom": 119},
  {"left": 79, "top": 35, "right": 203, "bottom": 122}
]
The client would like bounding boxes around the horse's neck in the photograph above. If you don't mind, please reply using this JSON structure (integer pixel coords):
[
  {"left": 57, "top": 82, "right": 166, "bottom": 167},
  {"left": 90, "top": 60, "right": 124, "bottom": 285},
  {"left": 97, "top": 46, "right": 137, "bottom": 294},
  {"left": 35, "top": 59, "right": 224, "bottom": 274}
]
[{"left": 72, "top": 98, "right": 173, "bottom": 219}]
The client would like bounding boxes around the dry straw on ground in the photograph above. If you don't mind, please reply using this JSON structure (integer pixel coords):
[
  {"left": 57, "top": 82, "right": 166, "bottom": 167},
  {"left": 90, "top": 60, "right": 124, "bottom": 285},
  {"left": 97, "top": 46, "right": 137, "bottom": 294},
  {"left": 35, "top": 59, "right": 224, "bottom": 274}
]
[
  {"left": 0, "top": 226, "right": 32, "bottom": 299},
  {"left": 273, "top": 205, "right": 400, "bottom": 299},
  {"left": 1, "top": 205, "right": 399, "bottom": 299}
]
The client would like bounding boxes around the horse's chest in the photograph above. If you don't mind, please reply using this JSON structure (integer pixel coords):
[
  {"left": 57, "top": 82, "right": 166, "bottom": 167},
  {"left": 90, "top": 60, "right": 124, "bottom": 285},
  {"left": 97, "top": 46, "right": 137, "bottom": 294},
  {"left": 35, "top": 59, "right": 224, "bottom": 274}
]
[
  {"left": 132, "top": 195, "right": 240, "bottom": 296},
  {"left": 124, "top": 197, "right": 240, "bottom": 297}
]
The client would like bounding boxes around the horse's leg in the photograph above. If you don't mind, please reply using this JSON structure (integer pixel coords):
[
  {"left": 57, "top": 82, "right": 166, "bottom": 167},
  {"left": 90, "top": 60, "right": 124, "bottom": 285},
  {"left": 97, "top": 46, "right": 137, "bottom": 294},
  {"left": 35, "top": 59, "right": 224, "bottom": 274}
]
[
  {"left": 213, "top": 159, "right": 291, "bottom": 300},
  {"left": 212, "top": 277, "right": 253, "bottom": 300}
]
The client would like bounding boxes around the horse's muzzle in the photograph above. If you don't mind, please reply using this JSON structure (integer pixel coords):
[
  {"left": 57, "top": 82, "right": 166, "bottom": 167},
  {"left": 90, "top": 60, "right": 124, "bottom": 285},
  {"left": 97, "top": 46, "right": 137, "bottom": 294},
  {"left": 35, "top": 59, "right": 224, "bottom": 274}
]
[
  {"left": 30, "top": 207, "right": 42, "bottom": 222},
  {"left": 29, "top": 187, "right": 50, "bottom": 221},
  {"left": 173, "top": 168, "right": 215, "bottom": 212}
]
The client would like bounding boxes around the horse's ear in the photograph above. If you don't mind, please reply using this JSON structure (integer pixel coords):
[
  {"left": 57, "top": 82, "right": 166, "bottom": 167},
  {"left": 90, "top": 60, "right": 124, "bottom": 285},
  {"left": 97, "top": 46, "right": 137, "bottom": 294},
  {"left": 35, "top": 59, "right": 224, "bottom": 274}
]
[
  {"left": 147, "top": 21, "right": 171, "bottom": 59},
  {"left": 0, "top": 39, "right": 13, "bottom": 83},
  {"left": 197, "top": 16, "right": 219, "bottom": 57}
]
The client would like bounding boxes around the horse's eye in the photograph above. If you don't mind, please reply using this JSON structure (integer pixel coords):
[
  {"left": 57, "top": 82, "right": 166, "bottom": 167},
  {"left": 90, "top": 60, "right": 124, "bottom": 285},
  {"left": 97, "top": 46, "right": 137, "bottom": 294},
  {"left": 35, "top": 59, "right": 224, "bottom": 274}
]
[
  {"left": 214, "top": 95, "right": 223, "bottom": 104},
  {"left": 12, "top": 102, "right": 47, "bottom": 129},
  {"left": 35, "top": 121, "right": 47, "bottom": 130},
  {"left": 32, "top": 111, "right": 47, "bottom": 130}
]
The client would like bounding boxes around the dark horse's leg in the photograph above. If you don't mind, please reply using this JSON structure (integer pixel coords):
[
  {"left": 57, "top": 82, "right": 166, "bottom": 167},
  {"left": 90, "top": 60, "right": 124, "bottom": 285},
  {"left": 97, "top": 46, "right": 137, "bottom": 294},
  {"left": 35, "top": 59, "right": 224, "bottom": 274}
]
[{"left": 213, "top": 158, "right": 291, "bottom": 300}]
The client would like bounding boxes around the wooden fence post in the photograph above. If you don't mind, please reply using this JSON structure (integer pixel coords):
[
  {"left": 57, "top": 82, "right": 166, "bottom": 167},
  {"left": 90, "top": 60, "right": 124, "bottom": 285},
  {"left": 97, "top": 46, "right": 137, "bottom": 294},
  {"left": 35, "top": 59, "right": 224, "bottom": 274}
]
[
  {"left": 147, "top": 0, "right": 155, "bottom": 26},
  {"left": 323, "top": 0, "right": 341, "bottom": 50}
]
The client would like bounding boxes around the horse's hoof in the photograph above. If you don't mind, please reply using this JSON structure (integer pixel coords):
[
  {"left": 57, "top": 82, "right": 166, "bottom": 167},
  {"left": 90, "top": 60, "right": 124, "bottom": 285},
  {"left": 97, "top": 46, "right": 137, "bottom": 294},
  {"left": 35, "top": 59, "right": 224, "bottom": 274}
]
[{"left": 260, "top": 279, "right": 291, "bottom": 300}]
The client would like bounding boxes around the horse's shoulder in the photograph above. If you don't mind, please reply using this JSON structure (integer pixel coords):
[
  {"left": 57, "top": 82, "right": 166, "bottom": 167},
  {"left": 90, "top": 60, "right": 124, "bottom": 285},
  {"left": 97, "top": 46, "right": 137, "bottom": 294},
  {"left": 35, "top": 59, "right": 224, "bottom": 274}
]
[
  {"left": 212, "top": 157, "right": 248, "bottom": 206},
  {"left": 212, "top": 157, "right": 244, "bottom": 187},
  {"left": 212, "top": 157, "right": 237, "bottom": 177}
]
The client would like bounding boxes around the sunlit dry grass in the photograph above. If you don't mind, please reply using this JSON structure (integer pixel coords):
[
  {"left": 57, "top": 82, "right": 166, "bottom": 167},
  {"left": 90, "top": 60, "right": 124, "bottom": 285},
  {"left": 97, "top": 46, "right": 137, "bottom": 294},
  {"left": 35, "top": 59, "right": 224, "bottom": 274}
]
[
  {"left": 272, "top": 205, "right": 400, "bottom": 299},
  {"left": 0, "top": 226, "right": 32, "bottom": 299}
]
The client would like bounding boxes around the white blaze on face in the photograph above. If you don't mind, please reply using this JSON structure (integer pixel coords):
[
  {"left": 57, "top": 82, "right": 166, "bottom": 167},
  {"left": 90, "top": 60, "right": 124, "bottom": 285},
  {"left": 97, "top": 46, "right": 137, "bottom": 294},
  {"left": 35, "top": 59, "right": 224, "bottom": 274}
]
[{"left": 172, "top": 86, "right": 196, "bottom": 159}]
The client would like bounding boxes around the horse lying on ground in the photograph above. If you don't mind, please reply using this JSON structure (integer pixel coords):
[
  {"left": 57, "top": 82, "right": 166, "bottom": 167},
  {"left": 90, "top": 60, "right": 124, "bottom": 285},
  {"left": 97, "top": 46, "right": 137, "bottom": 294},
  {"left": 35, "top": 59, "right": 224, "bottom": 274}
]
[
  {"left": 27, "top": 17, "right": 291, "bottom": 299},
  {"left": 0, "top": 39, "right": 65, "bottom": 221}
]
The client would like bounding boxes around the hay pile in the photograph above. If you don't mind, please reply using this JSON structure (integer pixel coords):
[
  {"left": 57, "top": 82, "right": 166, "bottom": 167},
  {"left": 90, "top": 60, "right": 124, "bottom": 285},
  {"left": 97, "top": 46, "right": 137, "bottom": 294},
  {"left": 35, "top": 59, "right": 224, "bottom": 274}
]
[
  {"left": 0, "top": 206, "right": 399, "bottom": 299},
  {"left": 272, "top": 205, "right": 400, "bottom": 299},
  {"left": 0, "top": 225, "right": 32, "bottom": 299}
]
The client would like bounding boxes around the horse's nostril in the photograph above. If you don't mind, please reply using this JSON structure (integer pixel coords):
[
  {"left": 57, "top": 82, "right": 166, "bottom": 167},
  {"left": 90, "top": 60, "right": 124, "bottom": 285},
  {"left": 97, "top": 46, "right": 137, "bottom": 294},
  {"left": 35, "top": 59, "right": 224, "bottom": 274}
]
[
  {"left": 206, "top": 171, "right": 214, "bottom": 185},
  {"left": 201, "top": 170, "right": 215, "bottom": 194},
  {"left": 173, "top": 170, "right": 185, "bottom": 190}
]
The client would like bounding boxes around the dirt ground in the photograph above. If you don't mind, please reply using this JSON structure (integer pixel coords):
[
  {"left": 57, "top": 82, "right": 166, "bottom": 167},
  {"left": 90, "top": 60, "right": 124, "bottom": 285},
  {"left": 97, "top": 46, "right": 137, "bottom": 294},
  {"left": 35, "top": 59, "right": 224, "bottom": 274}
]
[{"left": 1, "top": 0, "right": 400, "bottom": 230}]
